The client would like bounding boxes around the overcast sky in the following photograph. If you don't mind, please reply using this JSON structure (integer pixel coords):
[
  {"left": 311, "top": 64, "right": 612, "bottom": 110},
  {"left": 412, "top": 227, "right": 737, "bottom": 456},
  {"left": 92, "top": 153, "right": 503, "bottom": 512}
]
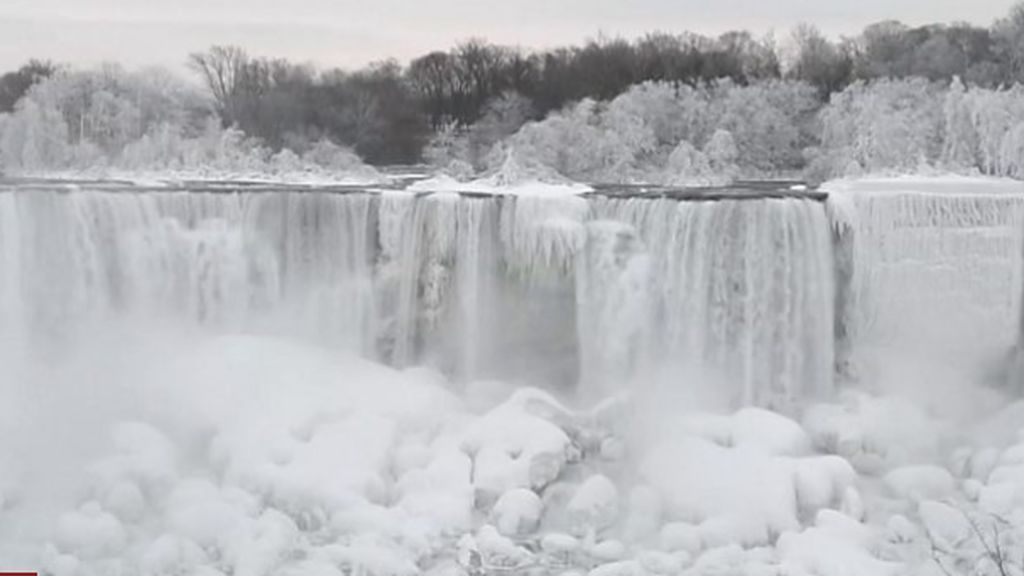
[{"left": 0, "top": 0, "right": 1015, "bottom": 73}]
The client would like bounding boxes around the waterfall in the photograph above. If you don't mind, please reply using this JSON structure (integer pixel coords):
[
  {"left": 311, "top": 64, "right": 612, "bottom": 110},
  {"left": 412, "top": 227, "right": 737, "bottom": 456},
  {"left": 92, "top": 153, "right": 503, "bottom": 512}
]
[
  {"left": 452, "top": 197, "right": 501, "bottom": 381},
  {"left": 575, "top": 220, "right": 652, "bottom": 399},
  {"left": 0, "top": 189, "right": 378, "bottom": 356},
  {"left": 586, "top": 197, "right": 836, "bottom": 411},
  {"left": 245, "top": 192, "right": 378, "bottom": 354},
  {"left": 0, "top": 183, "right": 860, "bottom": 411}
]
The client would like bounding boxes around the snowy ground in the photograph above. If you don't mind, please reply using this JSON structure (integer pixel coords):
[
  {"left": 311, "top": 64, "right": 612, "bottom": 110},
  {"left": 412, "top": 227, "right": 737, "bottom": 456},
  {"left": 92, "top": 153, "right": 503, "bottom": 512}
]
[{"left": 1, "top": 328, "right": 1023, "bottom": 576}]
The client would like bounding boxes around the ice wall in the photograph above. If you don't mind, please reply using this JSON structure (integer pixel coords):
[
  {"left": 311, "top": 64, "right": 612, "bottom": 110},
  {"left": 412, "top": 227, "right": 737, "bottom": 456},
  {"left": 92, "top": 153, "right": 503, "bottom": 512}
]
[{"left": 825, "top": 178, "right": 1024, "bottom": 385}]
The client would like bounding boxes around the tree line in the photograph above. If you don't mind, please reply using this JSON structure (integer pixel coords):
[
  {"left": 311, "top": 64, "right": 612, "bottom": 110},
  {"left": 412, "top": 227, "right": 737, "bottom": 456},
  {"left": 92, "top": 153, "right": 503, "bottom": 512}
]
[{"left": 2, "top": 3, "right": 1024, "bottom": 170}]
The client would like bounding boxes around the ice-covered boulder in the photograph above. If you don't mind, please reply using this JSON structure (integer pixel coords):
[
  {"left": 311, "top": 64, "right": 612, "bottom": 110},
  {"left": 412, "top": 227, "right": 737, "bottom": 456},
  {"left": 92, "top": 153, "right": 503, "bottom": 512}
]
[
  {"left": 622, "top": 485, "right": 663, "bottom": 542},
  {"left": 885, "top": 514, "right": 918, "bottom": 544},
  {"left": 883, "top": 465, "right": 956, "bottom": 501},
  {"left": 541, "top": 532, "right": 581, "bottom": 562},
  {"left": 636, "top": 550, "right": 687, "bottom": 574},
  {"left": 395, "top": 440, "right": 475, "bottom": 537},
  {"left": 315, "top": 540, "right": 420, "bottom": 576},
  {"left": 918, "top": 500, "right": 971, "bottom": 550},
  {"left": 792, "top": 455, "right": 858, "bottom": 515},
  {"left": 88, "top": 421, "right": 178, "bottom": 495},
  {"left": 474, "top": 525, "right": 534, "bottom": 569},
  {"left": 54, "top": 501, "right": 127, "bottom": 559},
  {"left": 139, "top": 534, "right": 209, "bottom": 576},
  {"left": 642, "top": 435, "right": 800, "bottom": 547},
  {"left": 587, "top": 559, "right": 646, "bottom": 576},
  {"left": 491, "top": 488, "right": 543, "bottom": 536},
  {"left": 731, "top": 408, "right": 812, "bottom": 456},
  {"left": 803, "top": 394, "right": 943, "bottom": 473},
  {"left": 462, "top": 390, "right": 574, "bottom": 502},
  {"left": 101, "top": 479, "right": 147, "bottom": 522},
  {"left": 566, "top": 475, "right": 620, "bottom": 535},
  {"left": 228, "top": 509, "right": 299, "bottom": 576},
  {"left": 978, "top": 482, "right": 1022, "bottom": 516},
  {"left": 589, "top": 539, "right": 627, "bottom": 563},
  {"left": 777, "top": 510, "right": 899, "bottom": 576},
  {"left": 658, "top": 522, "right": 702, "bottom": 556},
  {"left": 967, "top": 448, "right": 1001, "bottom": 481}
]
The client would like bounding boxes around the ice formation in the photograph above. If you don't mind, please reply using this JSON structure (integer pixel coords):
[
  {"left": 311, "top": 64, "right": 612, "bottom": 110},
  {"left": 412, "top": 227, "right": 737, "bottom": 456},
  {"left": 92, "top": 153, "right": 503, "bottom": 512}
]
[
  {"left": 824, "top": 177, "right": 1024, "bottom": 390},
  {"left": 3, "top": 175, "right": 1024, "bottom": 575}
]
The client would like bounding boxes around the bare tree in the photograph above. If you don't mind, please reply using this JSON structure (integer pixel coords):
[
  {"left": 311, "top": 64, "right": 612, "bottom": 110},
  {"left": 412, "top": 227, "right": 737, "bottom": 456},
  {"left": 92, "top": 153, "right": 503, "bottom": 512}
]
[
  {"left": 789, "top": 24, "right": 854, "bottom": 99},
  {"left": 994, "top": 2, "right": 1024, "bottom": 83},
  {"left": 0, "top": 60, "right": 58, "bottom": 113},
  {"left": 188, "top": 45, "right": 250, "bottom": 125}
]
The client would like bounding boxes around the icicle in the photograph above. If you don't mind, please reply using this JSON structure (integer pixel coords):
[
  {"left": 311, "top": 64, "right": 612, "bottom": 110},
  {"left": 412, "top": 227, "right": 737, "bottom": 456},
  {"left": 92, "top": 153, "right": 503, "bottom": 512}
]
[{"left": 501, "top": 194, "right": 588, "bottom": 280}]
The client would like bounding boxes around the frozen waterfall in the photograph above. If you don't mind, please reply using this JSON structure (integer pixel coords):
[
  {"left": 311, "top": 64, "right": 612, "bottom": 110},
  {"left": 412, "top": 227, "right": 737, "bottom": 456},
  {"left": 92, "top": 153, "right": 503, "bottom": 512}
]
[
  {"left": 584, "top": 197, "right": 836, "bottom": 411},
  {"left": 825, "top": 178, "right": 1024, "bottom": 387},
  {"left": 4, "top": 177, "right": 1024, "bottom": 411}
]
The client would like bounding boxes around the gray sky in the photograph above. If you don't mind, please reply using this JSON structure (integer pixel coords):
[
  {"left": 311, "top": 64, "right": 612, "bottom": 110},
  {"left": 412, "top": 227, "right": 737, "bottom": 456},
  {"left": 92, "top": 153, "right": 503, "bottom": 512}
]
[{"left": 0, "top": 0, "right": 1015, "bottom": 73}]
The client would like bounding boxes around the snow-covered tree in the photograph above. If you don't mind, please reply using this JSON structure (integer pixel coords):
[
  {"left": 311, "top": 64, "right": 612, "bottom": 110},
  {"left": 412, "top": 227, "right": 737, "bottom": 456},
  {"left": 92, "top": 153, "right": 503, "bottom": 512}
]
[
  {"left": 662, "top": 139, "right": 715, "bottom": 186},
  {"left": 940, "top": 77, "right": 978, "bottom": 170},
  {"left": 704, "top": 129, "right": 741, "bottom": 181},
  {"left": 495, "top": 79, "right": 819, "bottom": 183},
  {"left": 817, "top": 78, "right": 942, "bottom": 175},
  {"left": 711, "top": 79, "right": 818, "bottom": 174}
]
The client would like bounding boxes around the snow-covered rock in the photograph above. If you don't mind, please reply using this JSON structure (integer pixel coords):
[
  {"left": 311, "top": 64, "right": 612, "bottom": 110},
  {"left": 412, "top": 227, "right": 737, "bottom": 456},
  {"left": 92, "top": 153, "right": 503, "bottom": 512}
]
[
  {"left": 731, "top": 408, "right": 812, "bottom": 456},
  {"left": 475, "top": 525, "right": 534, "bottom": 569},
  {"left": 658, "top": 522, "right": 703, "bottom": 555},
  {"left": 636, "top": 550, "right": 686, "bottom": 574},
  {"left": 589, "top": 539, "right": 628, "bottom": 563},
  {"left": 883, "top": 466, "right": 956, "bottom": 501},
  {"left": 588, "top": 560, "right": 646, "bottom": 576},
  {"left": 622, "top": 485, "right": 663, "bottom": 542},
  {"left": 642, "top": 435, "right": 800, "bottom": 547},
  {"left": 462, "top": 390, "right": 574, "bottom": 502},
  {"left": 567, "top": 475, "right": 620, "bottom": 534},
  {"left": 541, "top": 532, "right": 581, "bottom": 556},
  {"left": 793, "top": 456, "right": 858, "bottom": 515},
  {"left": 491, "top": 488, "right": 543, "bottom": 536},
  {"left": 54, "top": 502, "right": 127, "bottom": 559},
  {"left": 918, "top": 500, "right": 971, "bottom": 550},
  {"left": 777, "top": 510, "right": 899, "bottom": 576}
]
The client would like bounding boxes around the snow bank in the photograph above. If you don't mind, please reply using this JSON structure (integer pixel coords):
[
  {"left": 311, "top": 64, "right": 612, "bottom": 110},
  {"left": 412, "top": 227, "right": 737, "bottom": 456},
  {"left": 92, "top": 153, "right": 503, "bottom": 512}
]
[
  {"left": 639, "top": 410, "right": 856, "bottom": 548},
  {"left": 821, "top": 175, "right": 1024, "bottom": 196},
  {"left": 406, "top": 174, "right": 592, "bottom": 196},
  {"left": 777, "top": 510, "right": 900, "bottom": 576}
]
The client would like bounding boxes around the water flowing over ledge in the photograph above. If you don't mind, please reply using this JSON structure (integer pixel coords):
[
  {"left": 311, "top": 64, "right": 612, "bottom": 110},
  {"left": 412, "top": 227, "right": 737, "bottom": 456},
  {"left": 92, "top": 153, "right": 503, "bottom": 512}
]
[{"left": 1, "top": 176, "right": 1022, "bottom": 411}]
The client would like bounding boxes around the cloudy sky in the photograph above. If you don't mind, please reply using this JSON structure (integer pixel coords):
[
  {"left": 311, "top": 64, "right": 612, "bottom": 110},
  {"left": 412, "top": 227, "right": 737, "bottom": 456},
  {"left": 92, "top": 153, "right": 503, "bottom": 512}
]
[{"left": 0, "top": 0, "right": 1014, "bottom": 72}]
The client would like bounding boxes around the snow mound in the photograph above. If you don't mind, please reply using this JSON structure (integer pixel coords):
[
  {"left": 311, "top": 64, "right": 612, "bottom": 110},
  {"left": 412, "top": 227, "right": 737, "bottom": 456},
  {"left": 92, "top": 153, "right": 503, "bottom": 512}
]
[
  {"left": 883, "top": 466, "right": 956, "bottom": 501},
  {"left": 491, "top": 488, "right": 543, "bottom": 536},
  {"left": 406, "top": 150, "right": 592, "bottom": 197},
  {"left": 641, "top": 436, "right": 855, "bottom": 547},
  {"left": 777, "top": 510, "right": 899, "bottom": 576},
  {"left": 461, "top": 388, "right": 576, "bottom": 502}
]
